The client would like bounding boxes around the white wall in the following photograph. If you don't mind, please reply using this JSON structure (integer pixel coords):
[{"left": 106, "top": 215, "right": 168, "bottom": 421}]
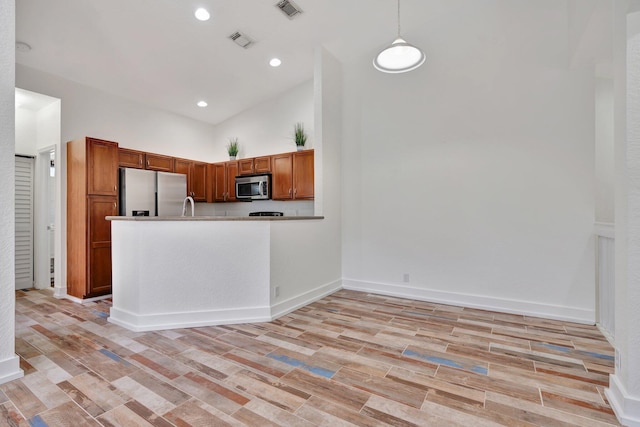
[
  {"left": 15, "top": 107, "right": 37, "bottom": 155},
  {"left": 17, "top": 65, "right": 217, "bottom": 160},
  {"left": 0, "top": 0, "right": 23, "bottom": 385},
  {"left": 208, "top": 80, "right": 314, "bottom": 162},
  {"left": 595, "top": 76, "right": 615, "bottom": 223},
  {"left": 342, "top": 46, "right": 596, "bottom": 322}
]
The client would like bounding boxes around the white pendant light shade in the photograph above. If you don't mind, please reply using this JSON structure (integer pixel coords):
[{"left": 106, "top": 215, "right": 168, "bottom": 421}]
[
  {"left": 374, "top": 0, "right": 425, "bottom": 74},
  {"left": 373, "top": 37, "right": 425, "bottom": 73}
]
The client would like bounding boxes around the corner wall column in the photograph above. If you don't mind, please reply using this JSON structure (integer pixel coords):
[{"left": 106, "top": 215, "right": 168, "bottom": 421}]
[
  {"left": 0, "top": 0, "right": 24, "bottom": 385},
  {"left": 606, "top": 7, "right": 640, "bottom": 427}
]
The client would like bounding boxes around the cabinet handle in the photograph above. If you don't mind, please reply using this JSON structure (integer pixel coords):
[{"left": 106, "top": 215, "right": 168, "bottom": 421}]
[
  {"left": 147, "top": 160, "right": 150, "bottom": 166},
  {"left": 114, "top": 185, "right": 117, "bottom": 191},
  {"left": 294, "top": 188, "right": 297, "bottom": 196},
  {"left": 113, "top": 202, "right": 116, "bottom": 209},
  {"left": 288, "top": 188, "right": 292, "bottom": 196}
]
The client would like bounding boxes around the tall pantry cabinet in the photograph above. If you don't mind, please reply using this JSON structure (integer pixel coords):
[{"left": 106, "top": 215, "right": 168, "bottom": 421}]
[{"left": 67, "top": 137, "right": 118, "bottom": 299}]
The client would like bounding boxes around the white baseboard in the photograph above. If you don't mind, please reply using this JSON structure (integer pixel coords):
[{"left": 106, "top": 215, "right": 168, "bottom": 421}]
[
  {"left": 270, "top": 280, "right": 342, "bottom": 320},
  {"left": 62, "top": 294, "right": 112, "bottom": 304},
  {"left": 0, "top": 355, "right": 23, "bottom": 385},
  {"left": 108, "top": 306, "right": 272, "bottom": 332},
  {"left": 342, "top": 279, "right": 595, "bottom": 324},
  {"left": 53, "top": 286, "right": 67, "bottom": 299},
  {"left": 606, "top": 374, "right": 640, "bottom": 427}
]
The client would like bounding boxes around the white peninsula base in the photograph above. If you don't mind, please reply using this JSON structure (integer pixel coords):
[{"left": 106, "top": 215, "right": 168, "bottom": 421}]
[{"left": 108, "top": 216, "right": 336, "bottom": 332}]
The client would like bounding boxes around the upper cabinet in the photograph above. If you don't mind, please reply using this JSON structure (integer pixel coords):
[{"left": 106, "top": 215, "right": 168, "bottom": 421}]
[
  {"left": 254, "top": 156, "right": 271, "bottom": 173},
  {"left": 238, "top": 156, "right": 271, "bottom": 175},
  {"left": 212, "top": 161, "right": 238, "bottom": 202},
  {"left": 175, "top": 158, "right": 207, "bottom": 202},
  {"left": 238, "top": 159, "right": 254, "bottom": 175},
  {"left": 293, "top": 150, "right": 314, "bottom": 199},
  {"left": 145, "top": 153, "right": 175, "bottom": 172},
  {"left": 272, "top": 150, "right": 314, "bottom": 200},
  {"left": 272, "top": 153, "right": 293, "bottom": 200},
  {"left": 87, "top": 138, "right": 119, "bottom": 196},
  {"left": 118, "top": 148, "right": 145, "bottom": 169}
]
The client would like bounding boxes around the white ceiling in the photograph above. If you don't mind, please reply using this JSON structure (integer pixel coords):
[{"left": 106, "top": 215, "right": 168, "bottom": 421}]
[{"left": 15, "top": 0, "right": 616, "bottom": 125}]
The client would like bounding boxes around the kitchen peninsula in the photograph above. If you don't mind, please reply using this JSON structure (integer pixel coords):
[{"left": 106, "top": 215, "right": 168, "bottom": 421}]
[{"left": 107, "top": 215, "right": 330, "bottom": 332}]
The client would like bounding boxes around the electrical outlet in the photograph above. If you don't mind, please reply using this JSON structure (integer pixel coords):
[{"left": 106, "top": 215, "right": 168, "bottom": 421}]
[
  {"left": 274, "top": 286, "right": 280, "bottom": 298},
  {"left": 403, "top": 273, "right": 410, "bottom": 283},
  {"left": 615, "top": 348, "right": 621, "bottom": 370}
]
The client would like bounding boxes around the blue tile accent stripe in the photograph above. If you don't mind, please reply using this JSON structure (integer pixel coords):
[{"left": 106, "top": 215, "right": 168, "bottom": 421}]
[
  {"left": 580, "top": 351, "right": 615, "bottom": 361},
  {"left": 403, "top": 349, "right": 488, "bottom": 375},
  {"left": 29, "top": 415, "right": 49, "bottom": 427},
  {"left": 99, "top": 348, "right": 132, "bottom": 366},
  {"left": 267, "top": 353, "right": 335, "bottom": 378},
  {"left": 539, "top": 343, "right": 572, "bottom": 353},
  {"left": 91, "top": 310, "right": 109, "bottom": 318},
  {"left": 538, "top": 343, "right": 614, "bottom": 361}
]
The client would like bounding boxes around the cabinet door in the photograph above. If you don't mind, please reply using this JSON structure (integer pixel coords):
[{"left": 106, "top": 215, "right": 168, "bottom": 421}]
[
  {"left": 87, "top": 195, "right": 117, "bottom": 297},
  {"left": 118, "top": 148, "right": 144, "bottom": 169},
  {"left": 213, "top": 163, "right": 227, "bottom": 202},
  {"left": 146, "top": 153, "right": 174, "bottom": 172},
  {"left": 87, "top": 138, "right": 118, "bottom": 196},
  {"left": 272, "top": 153, "right": 293, "bottom": 200},
  {"left": 226, "top": 161, "right": 238, "bottom": 202},
  {"left": 192, "top": 162, "right": 207, "bottom": 202},
  {"left": 174, "top": 158, "right": 192, "bottom": 194},
  {"left": 254, "top": 156, "right": 271, "bottom": 173},
  {"left": 293, "top": 150, "right": 314, "bottom": 199},
  {"left": 238, "top": 159, "right": 254, "bottom": 175}
]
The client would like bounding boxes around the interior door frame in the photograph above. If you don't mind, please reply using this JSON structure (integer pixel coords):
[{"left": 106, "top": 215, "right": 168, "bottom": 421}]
[{"left": 34, "top": 145, "right": 57, "bottom": 290}]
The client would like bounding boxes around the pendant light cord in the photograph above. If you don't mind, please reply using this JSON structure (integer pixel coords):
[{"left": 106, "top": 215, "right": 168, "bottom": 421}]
[{"left": 397, "top": 0, "right": 401, "bottom": 37}]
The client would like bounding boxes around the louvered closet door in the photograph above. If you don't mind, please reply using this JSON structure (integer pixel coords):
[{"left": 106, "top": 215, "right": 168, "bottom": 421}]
[{"left": 15, "top": 155, "right": 35, "bottom": 290}]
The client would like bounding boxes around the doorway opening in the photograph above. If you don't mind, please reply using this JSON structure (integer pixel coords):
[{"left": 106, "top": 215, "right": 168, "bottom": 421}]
[{"left": 15, "top": 88, "right": 62, "bottom": 293}]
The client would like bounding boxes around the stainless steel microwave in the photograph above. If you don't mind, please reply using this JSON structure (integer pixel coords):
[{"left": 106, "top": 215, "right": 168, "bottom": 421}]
[{"left": 235, "top": 174, "right": 271, "bottom": 200}]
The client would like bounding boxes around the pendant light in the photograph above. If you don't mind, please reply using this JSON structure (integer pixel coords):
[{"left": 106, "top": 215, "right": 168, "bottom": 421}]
[{"left": 373, "top": 0, "right": 425, "bottom": 73}]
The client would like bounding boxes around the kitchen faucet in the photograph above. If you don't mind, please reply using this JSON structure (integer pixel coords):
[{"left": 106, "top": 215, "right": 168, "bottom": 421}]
[{"left": 181, "top": 196, "right": 195, "bottom": 217}]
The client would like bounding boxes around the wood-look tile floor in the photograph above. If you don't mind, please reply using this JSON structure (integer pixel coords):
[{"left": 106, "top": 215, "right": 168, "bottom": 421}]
[{"left": 1, "top": 289, "right": 620, "bottom": 427}]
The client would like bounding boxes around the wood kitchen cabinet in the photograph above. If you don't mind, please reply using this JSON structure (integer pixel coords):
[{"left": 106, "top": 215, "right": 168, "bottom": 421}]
[
  {"left": 293, "top": 150, "right": 314, "bottom": 199},
  {"left": 238, "top": 159, "right": 254, "bottom": 175},
  {"left": 212, "top": 161, "right": 238, "bottom": 202},
  {"left": 67, "top": 137, "right": 119, "bottom": 299},
  {"left": 239, "top": 156, "right": 271, "bottom": 175},
  {"left": 272, "top": 150, "right": 314, "bottom": 200},
  {"left": 87, "top": 196, "right": 117, "bottom": 296},
  {"left": 145, "top": 153, "right": 174, "bottom": 172},
  {"left": 175, "top": 158, "right": 207, "bottom": 201},
  {"left": 254, "top": 156, "right": 271, "bottom": 173},
  {"left": 87, "top": 139, "right": 119, "bottom": 196},
  {"left": 118, "top": 148, "right": 145, "bottom": 169}
]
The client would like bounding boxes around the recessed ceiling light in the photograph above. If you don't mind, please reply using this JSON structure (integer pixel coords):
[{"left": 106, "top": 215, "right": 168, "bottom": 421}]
[
  {"left": 197, "top": 101, "right": 208, "bottom": 107},
  {"left": 194, "top": 8, "right": 210, "bottom": 21},
  {"left": 269, "top": 58, "right": 282, "bottom": 67}
]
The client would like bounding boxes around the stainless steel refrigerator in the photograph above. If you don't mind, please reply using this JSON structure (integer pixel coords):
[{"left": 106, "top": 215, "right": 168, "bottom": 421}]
[{"left": 119, "top": 168, "right": 187, "bottom": 216}]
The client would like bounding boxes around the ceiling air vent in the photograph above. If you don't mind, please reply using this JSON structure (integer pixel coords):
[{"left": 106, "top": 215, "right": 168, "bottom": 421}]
[
  {"left": 276, "top": 0, "right": 302, "bottom": 19},
  {"left": 229, "top": 31, "right": 254, "bottom": 49}
]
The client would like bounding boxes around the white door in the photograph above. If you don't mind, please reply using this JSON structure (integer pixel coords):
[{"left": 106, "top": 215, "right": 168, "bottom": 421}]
[{"left": 15, "top": 155, "right": 35, "bottom": 290}]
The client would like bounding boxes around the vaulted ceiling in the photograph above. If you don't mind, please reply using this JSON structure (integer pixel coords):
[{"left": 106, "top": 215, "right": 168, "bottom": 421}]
[{"left": 16, "top": 0, "right": 615, "bottom": 125}]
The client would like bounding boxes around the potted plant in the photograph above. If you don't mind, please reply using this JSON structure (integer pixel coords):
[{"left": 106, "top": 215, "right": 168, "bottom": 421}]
[
  {"left": 227, "top": 137, "right": 239, "bottom": 160},
  {"left": 294, "top": 122, "right": 307, "bottom": 151}
]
